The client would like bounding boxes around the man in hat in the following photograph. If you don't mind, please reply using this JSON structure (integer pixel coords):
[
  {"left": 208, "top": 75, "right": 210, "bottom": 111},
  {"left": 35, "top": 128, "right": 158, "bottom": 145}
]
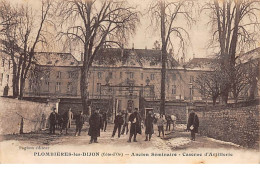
[
  {"left": 49, "top": 108, "right": 57, "bottom": 134},
  {"left": 88, "top": 108, "right": 102, "bottom": 143},
  {"left": 128, "top": 108, "right": 141, "bottom": 142},
  {"left": 187, "top": 111, "right": 199, "bottom": 141}
]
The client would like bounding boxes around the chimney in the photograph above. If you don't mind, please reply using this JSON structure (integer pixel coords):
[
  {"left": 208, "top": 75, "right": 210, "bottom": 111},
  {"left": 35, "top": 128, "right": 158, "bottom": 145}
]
[{"left": 193, "top": 53, "right": 195, "bottom": 58}]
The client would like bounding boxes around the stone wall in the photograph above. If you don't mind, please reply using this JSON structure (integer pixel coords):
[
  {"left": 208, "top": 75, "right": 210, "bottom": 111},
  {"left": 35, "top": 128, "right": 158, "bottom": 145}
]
[
  {"left": 0, "top": 97, "right": 52, "bottom": 135},
  {"left": 195, "top": 104, "right": 259, "bottom": 149},
  {"left": 143, "top": 100, "right": 188, "bottom": 123}
]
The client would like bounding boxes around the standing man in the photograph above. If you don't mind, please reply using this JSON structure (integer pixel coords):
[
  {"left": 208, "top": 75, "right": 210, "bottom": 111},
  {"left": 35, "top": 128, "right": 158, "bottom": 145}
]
[
  {"left": 145, "top": 111, "right": 155, "bottom": 141},
  {"left": 165, "top": 115, "right": 171, "bottom": 131},
  {"left": 128, "top": 108, "right": 141, "bottom": 142},
  {"left": 157, "top": 115, "right": 165, "bottom": 138},
  {"left": 102, "top": 110, "right": 108, "bottom": 132},
  {"left": 75, "top": 111, "right": 85, "bottom": 136},
  {"left": 49, "top": 108, "right": 57, "bottom": 134},
  {"left": 88, "top": 108, "right": 102, "bottom": 143},
  {"left": 187, "top": 111, "right": 199, "bottom": 141},
  {"left": 121, "top": 111, "right": 129, "bottom": 135},
  {"left": 112, "top": 111, "right": 124, "bottom": 138},
  {"left": 61, "top": 108, "right": 74, "bottom": 134}
]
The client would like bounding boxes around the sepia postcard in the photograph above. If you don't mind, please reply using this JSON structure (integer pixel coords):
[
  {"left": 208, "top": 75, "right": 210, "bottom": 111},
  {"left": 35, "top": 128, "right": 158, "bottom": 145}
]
[{"left": 0, "top": 0, "right": 259, "bottom": 164}]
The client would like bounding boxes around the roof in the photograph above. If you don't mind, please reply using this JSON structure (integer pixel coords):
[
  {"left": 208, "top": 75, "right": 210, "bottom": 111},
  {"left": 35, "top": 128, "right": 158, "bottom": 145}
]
[
  {"left": 184, "top": 58, "right": 215, "bottom": 70},
  {"left": 34, "top": 52, "right": 79, "bottom": 66},
  {"left": 92, "top": 48, "right": 179, "bottom": 68},
  {"left": 238, "top": 47, "right": 260, "bottom": 64}
]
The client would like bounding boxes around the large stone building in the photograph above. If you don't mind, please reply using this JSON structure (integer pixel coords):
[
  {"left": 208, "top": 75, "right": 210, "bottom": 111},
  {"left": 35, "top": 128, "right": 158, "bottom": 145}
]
[
  {"left": 2, "top": 47, "right": 258, "bottom": 122},
  {"left": 19, "top": 48, "right": 214, "bottom": 122}
]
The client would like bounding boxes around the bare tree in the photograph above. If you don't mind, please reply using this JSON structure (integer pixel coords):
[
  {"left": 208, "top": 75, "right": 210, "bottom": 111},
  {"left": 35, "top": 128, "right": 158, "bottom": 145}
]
[
  {"left": 148, "top": 0, "right": 194, "bottom": 115},
  {"left": 203, "top": 0, "right": 260, "bottom": 104},
  {"left": 0, "top": 0, "right": 52, "bottom": 98},
  {"left": 195, "top": 71, "right": 221, "bottom": 106},
  {"left": 55, "top": 0, "right": 139, "bottom": 114}
]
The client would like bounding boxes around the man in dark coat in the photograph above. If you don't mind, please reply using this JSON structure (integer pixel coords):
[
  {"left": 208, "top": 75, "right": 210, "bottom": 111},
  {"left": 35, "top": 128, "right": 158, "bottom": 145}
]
[
  {"left": 165, "top": 115, "right": 172, "bottom": 131},
  {"left": 128, "top": 108, "right": 141, "bottom": 142},
  {"left": 187, "top": 111, "right": 199, "bottom": 141},
  {"left": 49, "top": 108, "right": 57, "bottom": 134},
  {"left": 88, "top": 108, "right": 102, "bottom": 143},
  {"left": 145, "top": 111, "right": 155, "bottom": 141},
  {"left": 112, "top": 111, "right": 124, "bottom": 138},
  {"left": 75, "top": 111, "right": 85, "bottom": 136}
]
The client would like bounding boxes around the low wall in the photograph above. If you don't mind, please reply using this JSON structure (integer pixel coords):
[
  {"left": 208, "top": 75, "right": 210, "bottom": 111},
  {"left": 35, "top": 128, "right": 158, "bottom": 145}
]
[
  {"left": 195, "top": 104, "right": 259, "bottom": 149},
  {"left": 0, "top": 97, "right": 52, "bottom": 135}
]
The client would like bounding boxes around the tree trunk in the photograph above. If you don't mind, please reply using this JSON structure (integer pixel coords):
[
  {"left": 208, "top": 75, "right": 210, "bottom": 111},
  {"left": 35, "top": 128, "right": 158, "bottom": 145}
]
[
  {"left": 80, "top": 67, "right": 89, "bottom": 115},
  {"left": 160, "top": 47, "right": 167, "bottom": 115},
  {"left": 19, "top": 77, "right": 25, "bottom": 99},
  {"left": 160, "top": 1, "right": 166, "bottom": 116}
]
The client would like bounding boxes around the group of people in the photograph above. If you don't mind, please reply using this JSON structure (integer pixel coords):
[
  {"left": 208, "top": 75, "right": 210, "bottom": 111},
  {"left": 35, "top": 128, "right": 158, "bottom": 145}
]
[
  {"left": 48, "top": 106, "right": 200, "bottom": 143},
  {"left": 49, "top": 107, "right": 85, "bottom": 136}
]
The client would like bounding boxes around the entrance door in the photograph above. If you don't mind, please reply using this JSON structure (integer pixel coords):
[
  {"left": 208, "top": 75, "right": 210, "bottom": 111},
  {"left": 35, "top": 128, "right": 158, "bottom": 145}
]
[{"left": 127, "top": 100, "right": 134, "bottom": 112}]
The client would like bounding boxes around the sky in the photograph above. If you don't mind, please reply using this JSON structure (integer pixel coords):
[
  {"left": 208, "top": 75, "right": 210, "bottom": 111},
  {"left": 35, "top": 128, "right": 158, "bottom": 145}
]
[{"left": 6, "top": 0, "right": 260, "bottom": 61}]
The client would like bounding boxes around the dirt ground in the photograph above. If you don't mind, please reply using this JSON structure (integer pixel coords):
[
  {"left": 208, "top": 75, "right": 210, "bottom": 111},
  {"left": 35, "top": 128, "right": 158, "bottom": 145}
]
[{"left": 0, "top": 123, "right": 259, "bottom": 163}]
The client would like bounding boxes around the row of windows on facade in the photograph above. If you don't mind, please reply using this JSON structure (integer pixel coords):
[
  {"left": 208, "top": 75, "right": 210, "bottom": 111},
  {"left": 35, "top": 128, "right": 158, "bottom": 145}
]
[
  {"left": 0, "top": 73, "right": 9, "bottom": 86},
  {"left": 30, "top": 81, "right": 74, "bottom": 93},
  {"left": 43, "top": 70, "right": 195, "bottom": 83},
  {"left": 44, "top": 71, "right": 77, "bottom": 79},
  {"left": 95, "top": 82, "right": 177, "bottom": 95},
  {"left": 97, "top": 71, "right": 177, "bottom": 81}
]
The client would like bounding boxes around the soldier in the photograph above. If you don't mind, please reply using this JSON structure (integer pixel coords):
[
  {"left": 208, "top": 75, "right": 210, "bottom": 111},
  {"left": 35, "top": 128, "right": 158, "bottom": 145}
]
[
  {"left": 157, "top": 114, "right": 165, "bottom": 138},
  {"left": 75, "top": 111, "right": 85, "bottom": 136},
  {"left": 88, "top": 108, "right": 102, "bottom": 143},
  {"left": 187, "top": 111, "right": 199, "bottom": 141},
  {"left": 112, "top": 111, "right": 124, "bottom": 138},
  {"left": 49, "top": 108, "right": 57, "bottom": 134},
  {"left": 128, "top": 108, "right": 141, "bottom": 142},
  {"left": 145, "top": 111, "right": 155, "bottom": 141}
]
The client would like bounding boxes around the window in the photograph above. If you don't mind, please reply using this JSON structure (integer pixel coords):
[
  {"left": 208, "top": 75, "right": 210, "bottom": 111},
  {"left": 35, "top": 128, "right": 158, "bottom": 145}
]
[
  {"left": 172, "top": 73, "right": 176, "bottom": 81},
  {"left": 67, "top": 82, "right": 72, "bottom": 93},
  {"left": 55, "top": 82, "right": 61, "bottom": 92},
  {"left": 98, "top": 72, "right": 102, "bottom": 79},
  {"left": 120, "top": 72, "right": 122, "bottom": 79},
  {"left": 45, "top": 82, "right": 50, "bottom": 92},
  {"left": 190, "top": 75, "right": 194, "bottom": 83},
  {"left": 6, "top": 75, "right": 9, "bottom": 84},
  {"left": 129, "top": 83, "right": 134, "bottom": 93},
  {"left": 1, "top": 59, "right": 4, "bottom": 67},
  {"left": 57, "top": 71, "right": 61, "bottom": 78},
  {"left": 46, "top": 71, "right": 50, "bottom": 79},
  {"left": 68, "top": 72, "right": 73, "bottom": 78},
  {"left": 141, "top": 73, "right": 143, "bottom": 80},
  {"left": 129, "top": 72, "right": 134, "bottom": 79},
  {"left": 109, "top": 72, "right": 113, "bottom": 79},
  {"left": 0, "top": 73, "right": 3, "bottom": 86},
  {"left": 151, "top": 74, "right": 155, "bottom": 80},
  {"left": 172, "top": 85, "right": 176, "bottom": 95},
  {"left": 97, "top": 83, "right": 101, "bottom": 92}
]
